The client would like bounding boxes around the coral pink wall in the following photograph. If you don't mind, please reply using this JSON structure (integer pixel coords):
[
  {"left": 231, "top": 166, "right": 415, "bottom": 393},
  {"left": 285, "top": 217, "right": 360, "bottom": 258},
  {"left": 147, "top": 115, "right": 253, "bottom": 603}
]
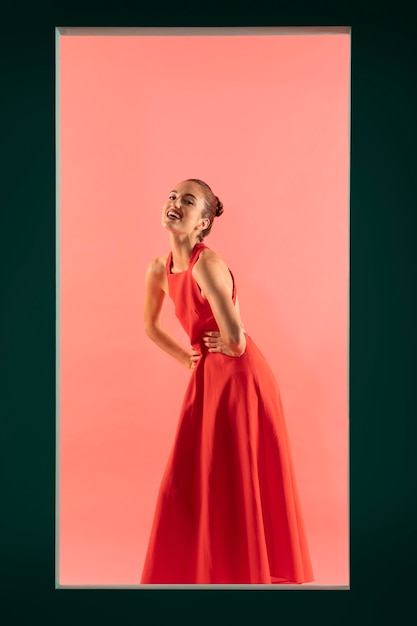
[{"left": 58, "top": 31, "right": 350, "bottom": 586}]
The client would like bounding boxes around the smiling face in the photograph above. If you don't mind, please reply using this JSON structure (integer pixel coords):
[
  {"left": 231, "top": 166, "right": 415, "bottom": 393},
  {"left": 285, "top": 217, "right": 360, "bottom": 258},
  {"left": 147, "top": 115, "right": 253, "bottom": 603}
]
[{"left": 161, "top": 180, "right": 210, "bottom": 241}]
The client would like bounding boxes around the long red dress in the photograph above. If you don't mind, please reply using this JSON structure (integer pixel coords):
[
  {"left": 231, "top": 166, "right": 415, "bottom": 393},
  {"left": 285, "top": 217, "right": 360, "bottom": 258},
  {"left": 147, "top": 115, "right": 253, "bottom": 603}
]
[{"left": 140, "top": 242, "right": 313, "bottom": 584}]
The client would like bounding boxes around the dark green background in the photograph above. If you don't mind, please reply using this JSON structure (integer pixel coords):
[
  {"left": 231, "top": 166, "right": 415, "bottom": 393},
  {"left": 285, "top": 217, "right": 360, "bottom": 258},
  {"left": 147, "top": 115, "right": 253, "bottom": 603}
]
[{"left": 1, "top": 1, "right": 416, "bottom": 624}]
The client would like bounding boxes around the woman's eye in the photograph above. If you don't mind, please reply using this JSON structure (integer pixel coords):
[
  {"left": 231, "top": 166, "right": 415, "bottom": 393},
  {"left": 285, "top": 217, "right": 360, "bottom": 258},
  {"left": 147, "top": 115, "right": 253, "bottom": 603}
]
[{"left": 168, "top": 195, "right": 193, "bottom": 205}]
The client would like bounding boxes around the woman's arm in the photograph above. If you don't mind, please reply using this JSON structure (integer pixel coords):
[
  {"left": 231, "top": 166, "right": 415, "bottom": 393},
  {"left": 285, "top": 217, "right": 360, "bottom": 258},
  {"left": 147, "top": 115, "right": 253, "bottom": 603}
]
[
  {"left": 193, "top": 251, "right": 246, "bottom": 357},
  {"left": 144, "top": 257, "right": 201, "bottom": 369}
]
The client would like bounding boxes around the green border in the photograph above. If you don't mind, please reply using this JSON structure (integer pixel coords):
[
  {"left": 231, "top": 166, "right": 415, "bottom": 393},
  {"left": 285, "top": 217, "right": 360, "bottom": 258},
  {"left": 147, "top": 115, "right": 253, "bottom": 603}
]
[
  {"left": 2, "top": 3, "right": 416, "bottom": 624},
  {"left": 55, "top": 25, "right": 61, "bottom": 591}
]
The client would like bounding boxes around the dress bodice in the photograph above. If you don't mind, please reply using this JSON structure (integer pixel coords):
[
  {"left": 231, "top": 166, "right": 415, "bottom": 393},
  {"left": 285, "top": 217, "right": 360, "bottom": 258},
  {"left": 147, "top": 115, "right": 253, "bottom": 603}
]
[{"left": 165, "top": 242, "right": 236, "bottom": 350}]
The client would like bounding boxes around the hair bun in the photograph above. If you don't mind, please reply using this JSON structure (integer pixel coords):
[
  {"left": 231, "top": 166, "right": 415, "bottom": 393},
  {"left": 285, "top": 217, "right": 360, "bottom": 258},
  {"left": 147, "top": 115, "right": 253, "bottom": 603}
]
[{"left": 215, "top": 197, "right": 224, "bottom": 217}]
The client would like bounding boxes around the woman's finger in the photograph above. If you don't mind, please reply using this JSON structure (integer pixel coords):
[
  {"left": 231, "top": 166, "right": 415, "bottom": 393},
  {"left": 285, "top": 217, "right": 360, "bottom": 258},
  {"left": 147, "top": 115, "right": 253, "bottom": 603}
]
[{"left": 204, "top": 335, "right": 220, "bottom": 344}]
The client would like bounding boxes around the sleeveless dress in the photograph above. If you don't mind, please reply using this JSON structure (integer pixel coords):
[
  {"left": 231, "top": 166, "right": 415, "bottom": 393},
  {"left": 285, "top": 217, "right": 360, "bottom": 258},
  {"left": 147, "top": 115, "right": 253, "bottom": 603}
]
[{"left": 140, "top": 242, "right": 313, "bottom": 584}]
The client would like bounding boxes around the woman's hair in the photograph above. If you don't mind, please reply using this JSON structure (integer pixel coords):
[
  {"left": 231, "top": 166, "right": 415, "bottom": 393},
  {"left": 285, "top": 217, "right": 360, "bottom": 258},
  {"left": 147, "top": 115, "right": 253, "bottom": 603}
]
[{"left": 185, "top": 179, "right": 224, "bottom": 241}]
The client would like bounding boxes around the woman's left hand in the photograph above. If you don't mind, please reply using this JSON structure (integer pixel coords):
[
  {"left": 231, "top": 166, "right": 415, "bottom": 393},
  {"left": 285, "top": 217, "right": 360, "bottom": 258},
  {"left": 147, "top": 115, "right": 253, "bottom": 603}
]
[{"left": 203, "top": 331, "right": 240, "bottom": 357}]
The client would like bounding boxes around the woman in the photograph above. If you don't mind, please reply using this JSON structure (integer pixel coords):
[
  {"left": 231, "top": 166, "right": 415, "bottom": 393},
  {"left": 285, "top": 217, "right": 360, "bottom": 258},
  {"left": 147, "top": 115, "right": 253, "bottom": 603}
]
[{"left": 140, "top": 179, "right": 313, "bottom": 584}]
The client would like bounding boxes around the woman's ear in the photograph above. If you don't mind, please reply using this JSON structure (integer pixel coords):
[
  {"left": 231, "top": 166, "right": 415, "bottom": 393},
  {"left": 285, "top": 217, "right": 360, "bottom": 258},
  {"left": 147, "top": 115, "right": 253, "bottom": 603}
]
[{"left": 198, "top": 218, "right": 211, "bottom": 232}]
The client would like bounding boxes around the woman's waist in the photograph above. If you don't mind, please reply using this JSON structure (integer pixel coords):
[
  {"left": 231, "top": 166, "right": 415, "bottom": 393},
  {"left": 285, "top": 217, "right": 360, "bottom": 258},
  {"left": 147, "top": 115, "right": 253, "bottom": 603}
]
[{"left": 190, "top": 329, "right": 250, "bottom": 354}]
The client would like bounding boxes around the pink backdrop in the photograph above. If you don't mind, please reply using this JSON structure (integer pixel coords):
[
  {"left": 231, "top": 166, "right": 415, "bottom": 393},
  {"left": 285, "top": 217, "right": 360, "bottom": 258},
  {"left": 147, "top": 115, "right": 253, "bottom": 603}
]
[{"left": 58, "top": 29, "right": 350, "bottom": 586}]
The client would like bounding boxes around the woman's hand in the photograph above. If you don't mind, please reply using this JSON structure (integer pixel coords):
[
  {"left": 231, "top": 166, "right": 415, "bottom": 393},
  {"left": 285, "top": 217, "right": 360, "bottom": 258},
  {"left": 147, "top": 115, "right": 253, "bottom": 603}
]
[
  {"left": 203, "top": 331, "right": 244, "bottom": 357},
  {"left": 188, "top": 347, "right": 202, "bottom": 369}
]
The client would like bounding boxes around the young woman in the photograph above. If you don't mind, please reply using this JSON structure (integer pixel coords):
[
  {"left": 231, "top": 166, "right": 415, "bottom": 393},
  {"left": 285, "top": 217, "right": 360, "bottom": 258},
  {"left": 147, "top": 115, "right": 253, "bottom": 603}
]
[{"left": 140, "top": 179, "right": 313, "bottom": 584}]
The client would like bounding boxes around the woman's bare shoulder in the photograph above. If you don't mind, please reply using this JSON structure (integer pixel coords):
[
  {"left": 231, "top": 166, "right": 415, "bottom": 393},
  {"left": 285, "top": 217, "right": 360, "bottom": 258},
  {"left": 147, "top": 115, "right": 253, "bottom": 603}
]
[
  {"left": 197, "top": 247, "right": 228, "bottom": 270},
  {"left": 146, "top": 253, "right": 169, "bottom": 275},
  {"left": 145, "top": 254, "right": 170, "bottom": 294},
  {"left": 194, "top": 247, "right": 230, "bottom": 281}
]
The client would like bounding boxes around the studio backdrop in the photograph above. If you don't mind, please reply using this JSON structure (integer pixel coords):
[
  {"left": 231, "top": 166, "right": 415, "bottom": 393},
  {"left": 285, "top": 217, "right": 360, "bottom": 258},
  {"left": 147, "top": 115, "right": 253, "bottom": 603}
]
[{"left": 57, "top": 27, "right": 350, "bottom": 587}]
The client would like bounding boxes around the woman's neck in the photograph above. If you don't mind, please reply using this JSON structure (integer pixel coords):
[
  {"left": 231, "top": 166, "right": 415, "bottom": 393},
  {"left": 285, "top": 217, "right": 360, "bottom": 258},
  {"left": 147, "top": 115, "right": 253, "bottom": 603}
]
[{"left": 169, "top": 234, "right": 202, "bottom": 273}]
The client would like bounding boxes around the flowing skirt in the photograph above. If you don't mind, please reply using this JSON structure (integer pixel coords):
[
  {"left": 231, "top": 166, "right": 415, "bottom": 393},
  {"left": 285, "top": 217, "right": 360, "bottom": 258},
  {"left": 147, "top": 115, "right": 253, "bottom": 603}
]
[{"left": 141, "top": 335, "right": 313, "bottom": 584}]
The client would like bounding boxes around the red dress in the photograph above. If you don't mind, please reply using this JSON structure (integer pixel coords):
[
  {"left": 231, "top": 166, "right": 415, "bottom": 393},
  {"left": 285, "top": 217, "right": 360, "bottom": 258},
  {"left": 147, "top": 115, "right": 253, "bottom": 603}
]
[{"left": 141, "top": 243, "right": 313, "bottom": 584}]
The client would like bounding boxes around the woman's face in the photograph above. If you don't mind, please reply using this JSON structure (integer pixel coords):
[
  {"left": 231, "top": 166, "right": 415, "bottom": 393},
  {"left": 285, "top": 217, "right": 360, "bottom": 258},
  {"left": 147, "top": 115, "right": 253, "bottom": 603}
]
[{"left": 161, "top": 180, "right": 209, "bottom": 238}]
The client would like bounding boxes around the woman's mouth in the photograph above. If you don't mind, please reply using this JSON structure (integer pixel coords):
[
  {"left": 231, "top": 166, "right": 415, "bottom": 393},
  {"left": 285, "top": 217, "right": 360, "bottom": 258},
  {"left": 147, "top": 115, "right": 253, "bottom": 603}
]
[{"left": 167, "top": 209, "right": 182, "bottom": 220}]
